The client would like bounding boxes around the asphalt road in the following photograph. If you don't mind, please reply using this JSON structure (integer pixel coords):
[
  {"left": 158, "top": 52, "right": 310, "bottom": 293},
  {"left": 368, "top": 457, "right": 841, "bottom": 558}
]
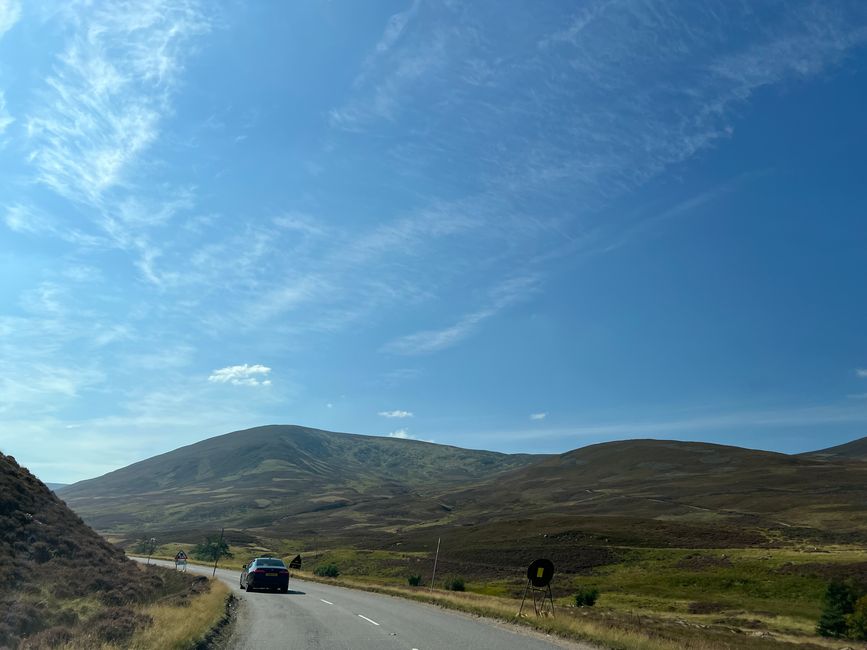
[{"left": 136, "top": 558, "right": 594, "bottom": 650}]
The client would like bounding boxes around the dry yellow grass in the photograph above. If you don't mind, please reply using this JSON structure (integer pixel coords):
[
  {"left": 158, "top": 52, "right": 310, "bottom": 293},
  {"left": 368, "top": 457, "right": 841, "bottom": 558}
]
[{"left": 126, "top": 578, "right": 230, "bottom": 650}]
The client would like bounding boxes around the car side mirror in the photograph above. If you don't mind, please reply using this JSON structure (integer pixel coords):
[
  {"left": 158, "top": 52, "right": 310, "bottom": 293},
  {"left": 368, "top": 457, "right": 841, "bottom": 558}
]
[{"left": 242, "top": 564, "right": 247, "bottom": 569}]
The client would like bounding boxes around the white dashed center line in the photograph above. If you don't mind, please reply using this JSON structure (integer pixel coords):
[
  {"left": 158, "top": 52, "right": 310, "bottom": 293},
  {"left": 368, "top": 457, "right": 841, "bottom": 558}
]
[
  {"left": 357, "top": 614, "right": 380, "bottom": 626},
  {"left": 320, "top": 599, "right": 333, "bottom": 605}
]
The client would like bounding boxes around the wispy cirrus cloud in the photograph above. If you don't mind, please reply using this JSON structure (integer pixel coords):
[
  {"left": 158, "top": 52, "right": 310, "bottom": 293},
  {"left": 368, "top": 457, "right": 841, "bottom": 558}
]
[
  {"left": 0, "top": 0, "right": 21, "bottom": 39},
  {"left": 27, "top": 1, "right": 209, "bottom": 204},
  {"left": 19, "top": 0, "right": 210, "bottom": 290},
  {"left": 379, "top": 409, "right": 413, "bottom": 419},
  {"left": 208, "top": 364, "right": 272, "bottom": 387},
  {"left": 0, "top": 91, "right": 13, "bottom": 136},
  {"left": 375, "top": 0, "right": 419, "bottom": 55},
  {"left": 382, "top": 274, "right": 540, "bottom": 355},
  {"left": 856, "top": 368, "right": 867, "bottom": 378},
  {"left": 530, "top": 412, "right": 547, "bottom": 420}
]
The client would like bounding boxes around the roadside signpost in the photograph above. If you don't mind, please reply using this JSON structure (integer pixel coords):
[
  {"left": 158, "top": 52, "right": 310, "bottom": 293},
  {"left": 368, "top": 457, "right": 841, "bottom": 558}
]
[
  {"left": 174, "top": 550, "right": 188, "bottom": 572},
  {"left": 518, "top": 558, "right": 555, "bottom": 617}
]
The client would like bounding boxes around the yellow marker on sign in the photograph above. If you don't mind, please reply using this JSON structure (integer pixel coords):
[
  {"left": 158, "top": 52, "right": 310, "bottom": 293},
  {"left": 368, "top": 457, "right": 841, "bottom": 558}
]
[{"left": 537, "top": 567, "right": 545, "bottom": 578}]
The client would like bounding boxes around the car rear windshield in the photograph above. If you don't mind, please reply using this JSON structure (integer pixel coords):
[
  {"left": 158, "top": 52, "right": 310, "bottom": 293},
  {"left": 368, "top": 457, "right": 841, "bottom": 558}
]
[{"left": 255, "top": 559, "right": 286, "bottom": 568}]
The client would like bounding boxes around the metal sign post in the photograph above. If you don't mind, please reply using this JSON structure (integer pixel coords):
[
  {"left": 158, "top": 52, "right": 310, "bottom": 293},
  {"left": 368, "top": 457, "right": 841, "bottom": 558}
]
[
  {"left": 175, "top": 550, "right": 188, "bottom": 572},
  {"left": 518, "top": 558, "right": 555, "bottom": 618}
]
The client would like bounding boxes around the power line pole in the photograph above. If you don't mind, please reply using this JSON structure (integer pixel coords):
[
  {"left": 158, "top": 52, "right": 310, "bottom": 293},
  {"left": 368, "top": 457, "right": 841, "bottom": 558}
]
[
  {"left": 429, "top": 537, "right": 441, "bottom": 593},
  {"left": 212, "top": 527, "right": 224, "bottom": 577}
]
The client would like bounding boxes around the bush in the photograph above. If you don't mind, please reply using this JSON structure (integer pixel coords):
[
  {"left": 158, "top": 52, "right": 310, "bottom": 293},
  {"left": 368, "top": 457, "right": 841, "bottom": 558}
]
[
  {"left": 314, "top": 564, "right": 340, "bottom": 577},
  {"left": 192, "top": 535, "right": 232, "bottom": 562},
  {"left": 817, "top": 580, "right": 859, "bottom": 638},
  {"left": 407, "top": 575, "right": 422, "bottom": 587},
  {"left": 133, "top": 537, "right": 158, "bottom": 555},
  {"left": 443, "top": 576, "right": 465, "bottom": 592},
  {"left": 574, "top": 586, "right": 599, "bottom": 607},
  {"left": 847, "top": 595, "right": 867, "bottom": 640}
]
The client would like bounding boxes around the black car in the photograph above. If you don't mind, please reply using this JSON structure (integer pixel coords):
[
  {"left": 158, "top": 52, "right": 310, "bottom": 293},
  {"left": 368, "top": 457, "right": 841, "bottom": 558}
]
[{"left": 240, "top": 557, "right": 289, "bottom": 592}]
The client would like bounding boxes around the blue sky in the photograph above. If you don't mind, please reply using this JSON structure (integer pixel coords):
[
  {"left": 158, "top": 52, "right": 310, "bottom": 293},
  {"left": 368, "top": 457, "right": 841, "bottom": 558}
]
[{"left": 1, "top": 1, "right": 867, "bottom": 483}]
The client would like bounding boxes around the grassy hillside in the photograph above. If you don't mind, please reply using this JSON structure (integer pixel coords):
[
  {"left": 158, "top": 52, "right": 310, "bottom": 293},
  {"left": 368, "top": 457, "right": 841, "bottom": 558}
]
[
  {"left": 799, "top": 436, "right": 867, "bottom": 461},
  {"left": 61, "top": 424, "right": 540, "bottom": 534},
  {"left": 447, "top": 439, "right": 867, "bottom": 535},
  {"left": 0, "top": 452, "right": 225, "bottom": 649},
  {"left": 61, "top": 429, "right": 867, "bottom": 544}
]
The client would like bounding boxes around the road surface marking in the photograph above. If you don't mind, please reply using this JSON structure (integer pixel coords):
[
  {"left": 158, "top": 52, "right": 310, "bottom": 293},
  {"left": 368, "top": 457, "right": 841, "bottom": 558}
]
[
  {"left": 320, "top": 599, "right": 333, "bottom": 605},
  {"left": 357, "top": 614, "right": 380, "bottom": 626}
]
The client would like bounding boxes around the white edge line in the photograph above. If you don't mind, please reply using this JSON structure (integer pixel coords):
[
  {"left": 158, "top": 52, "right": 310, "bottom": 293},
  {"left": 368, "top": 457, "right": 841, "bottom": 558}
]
[
  {"left": 357, "top": 614, "right": 380, "bottom": 626},
  {"left": 320, "top": 598, "right": 333, "bottom": 605}
]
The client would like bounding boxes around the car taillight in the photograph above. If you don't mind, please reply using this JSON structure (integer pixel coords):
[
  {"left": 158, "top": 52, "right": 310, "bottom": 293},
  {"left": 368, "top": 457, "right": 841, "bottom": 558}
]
[
  {"left": 278, "top": 569, "right": 288, "bottom": 574},
  {"left": 254, "top": 568, "right": 267, "bottom": 573}
]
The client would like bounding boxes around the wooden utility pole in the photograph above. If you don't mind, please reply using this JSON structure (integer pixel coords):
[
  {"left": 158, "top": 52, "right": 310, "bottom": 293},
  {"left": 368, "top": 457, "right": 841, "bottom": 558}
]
[
  {"left": 212, "top": 528, "right": 224, "bottom": 577},
  {"left": 429, "top": 537, "right": 441, "bottom": 593}
]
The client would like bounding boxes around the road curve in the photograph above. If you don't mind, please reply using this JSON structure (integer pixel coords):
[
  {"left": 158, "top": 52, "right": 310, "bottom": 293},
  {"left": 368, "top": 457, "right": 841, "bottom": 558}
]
[{"left": 135, "top": 558, "right": 594, "bottom": 650}]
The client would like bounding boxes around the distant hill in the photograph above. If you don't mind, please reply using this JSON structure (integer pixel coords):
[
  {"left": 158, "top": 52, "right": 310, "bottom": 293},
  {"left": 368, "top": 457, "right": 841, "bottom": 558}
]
[
  {"left": 58, "top": 428, "right": 867, "bottom": 548},
  {"left": 447, "top": 439, "right": 867, "bottom": 534},
  {"left": 799, "top": 435, "right": 867, "bottom": 461},
  {"left": 0, "top": 452, "right": 200, "bottom": 647},
  {"left": 44, "top": 482, "right": 68, "bottom": 492},
  {"left": 60, "top": 424, "right": 540, "bottom": 534}
]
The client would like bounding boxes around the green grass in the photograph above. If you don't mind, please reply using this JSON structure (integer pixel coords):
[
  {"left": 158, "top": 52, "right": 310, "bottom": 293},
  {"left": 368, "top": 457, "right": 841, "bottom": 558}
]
[{"left": 137, "top": 537, "right": 865, "bottom": 648}]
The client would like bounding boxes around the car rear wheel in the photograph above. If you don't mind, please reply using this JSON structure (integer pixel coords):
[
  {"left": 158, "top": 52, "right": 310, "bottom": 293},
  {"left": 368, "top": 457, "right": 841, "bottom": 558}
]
[
  {"left": 281, "top": 585, "right": 288, "bottom": 593},
  {"left": 245, "top": 581, "right": 253, "bottom": 592}
]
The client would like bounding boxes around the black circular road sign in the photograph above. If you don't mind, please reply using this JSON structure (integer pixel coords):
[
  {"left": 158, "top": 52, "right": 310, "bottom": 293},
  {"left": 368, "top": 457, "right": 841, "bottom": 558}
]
[{"left": 527, "top": 558, "right": 554, "bottom": 588}]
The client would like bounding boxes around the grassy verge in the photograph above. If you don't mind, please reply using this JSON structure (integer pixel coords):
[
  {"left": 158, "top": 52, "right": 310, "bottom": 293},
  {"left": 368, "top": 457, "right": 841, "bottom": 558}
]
[{"left": 126, "top": 578, "right": 230, "bottom": 650}]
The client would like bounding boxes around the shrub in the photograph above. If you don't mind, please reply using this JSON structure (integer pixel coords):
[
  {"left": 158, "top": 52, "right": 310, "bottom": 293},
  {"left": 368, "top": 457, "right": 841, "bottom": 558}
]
[
  {"left": 847, "top": 595, "right": 867, "bottom": 640},
  {"left": 574, "top": 586, "right": 599, "bottom": 607},
  {"left": 817, "top": 579, "right": 859, "bottom": 638},
  {"left": 443, "top": 576, "right": 465, "bottom": 592},
  {"left": 407, "top": 575, "right": 422, "bottom": 587},
  {"left": 314, "top": 564, "right": 340, "bottom": 577},
  {"left": 133, "top": 537, "right": 158, "bottom": 555},
  {"left": 192, "top": 535, "right": 233, "bottom": 562}
]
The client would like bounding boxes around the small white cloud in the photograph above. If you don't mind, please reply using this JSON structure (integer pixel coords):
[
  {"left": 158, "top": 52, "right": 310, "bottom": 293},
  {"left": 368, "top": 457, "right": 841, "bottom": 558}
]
[
  {"left": 387, "top": 428, "right": 434, "bottom": 443},
  {"left": 530, "top": 412, "right": 547, "bottom": 420},
  {"left": 326, "top": 402, "right": 333, "bottom": 409},
  {"left": 208, "top": 364, "right": 272, "bottom": 387},
  {"left": 857, "top": 368, "right": 867, "bottom": 378},
  {"left": 378, "top": 409, "right": 413, "bottom": 418}
]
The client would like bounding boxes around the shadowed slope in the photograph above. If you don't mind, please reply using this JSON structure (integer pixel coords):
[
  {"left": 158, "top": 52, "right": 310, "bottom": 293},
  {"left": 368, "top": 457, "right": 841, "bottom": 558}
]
[{"left": 0, "top": 452, "right": 204, "bottom": 648}]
